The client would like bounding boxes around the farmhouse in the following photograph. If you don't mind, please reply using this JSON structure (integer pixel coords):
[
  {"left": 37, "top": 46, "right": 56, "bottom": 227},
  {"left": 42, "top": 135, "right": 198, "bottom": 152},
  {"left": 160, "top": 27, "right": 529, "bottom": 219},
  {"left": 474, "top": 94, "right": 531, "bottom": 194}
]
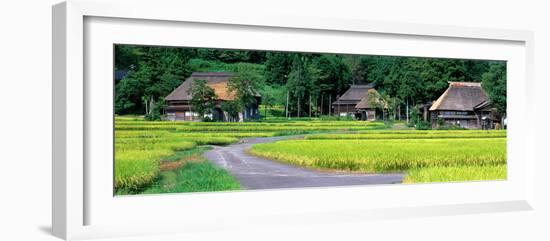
[
  {"left": 429, "top": 82, "right": 498, "bottom": 129},
  {"left": 332, "top": 84, "right": 380, "bottom": 120},
  {"left": 164, "top": 72, "right": 260, "bottom": 121}
]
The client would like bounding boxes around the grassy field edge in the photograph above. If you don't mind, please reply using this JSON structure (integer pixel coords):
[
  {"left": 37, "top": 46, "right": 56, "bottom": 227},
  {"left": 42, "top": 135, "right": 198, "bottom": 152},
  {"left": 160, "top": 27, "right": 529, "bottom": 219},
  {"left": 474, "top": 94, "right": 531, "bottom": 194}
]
[{"left": 116, "top": 146, "right": 241, "bottom": 195}]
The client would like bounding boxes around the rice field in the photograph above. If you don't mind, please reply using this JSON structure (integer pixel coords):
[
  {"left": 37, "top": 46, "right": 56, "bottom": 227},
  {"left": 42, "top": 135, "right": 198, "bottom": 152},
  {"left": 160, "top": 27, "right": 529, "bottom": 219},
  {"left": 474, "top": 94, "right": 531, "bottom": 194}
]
[
  {"left": 114, "top": 116, "right": 387, "bottom": 193},
  {"left": 115, "top": 115, "right": 507, "bottom": 193},
  {"left": 250, "top": 130, "right": 507, "bottom": 182},
  {"left": 306, "top": 130, "right": 507, "bottom": 140},
  {"left": 115, "top": 136, "right": 197, "bottom": 191},
  {"left": 115, "top": 121, "right": 386, "bottom": 132},
  {"left": 403, "top": 165, "right": 507, "bottom": 183}
]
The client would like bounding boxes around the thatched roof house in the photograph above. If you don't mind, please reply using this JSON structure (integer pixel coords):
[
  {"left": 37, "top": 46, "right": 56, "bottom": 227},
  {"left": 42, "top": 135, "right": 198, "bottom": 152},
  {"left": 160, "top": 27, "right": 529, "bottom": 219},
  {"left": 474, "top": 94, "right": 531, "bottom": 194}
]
[
  {"left": 165, "top": 72, "right": 237, "bottom": 102},
  {"left": 429, "top": 82, "right": 495, "bottom": 129},
  {"left": 165, "top": 72, "right": 260, "bottom": 121},
  {"left": 429, "top": 82, "right": 488, "bottom": 112},
  {"left": 332, "top": 84, "right": 380, "bottom": 120}
]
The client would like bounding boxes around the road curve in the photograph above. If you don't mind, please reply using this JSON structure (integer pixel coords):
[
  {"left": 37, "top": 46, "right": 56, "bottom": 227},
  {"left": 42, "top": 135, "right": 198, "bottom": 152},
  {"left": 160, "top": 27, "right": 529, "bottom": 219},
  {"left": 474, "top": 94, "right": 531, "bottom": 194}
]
[{"left": 203, "top": 136, "right": 404, "bottom": 190}]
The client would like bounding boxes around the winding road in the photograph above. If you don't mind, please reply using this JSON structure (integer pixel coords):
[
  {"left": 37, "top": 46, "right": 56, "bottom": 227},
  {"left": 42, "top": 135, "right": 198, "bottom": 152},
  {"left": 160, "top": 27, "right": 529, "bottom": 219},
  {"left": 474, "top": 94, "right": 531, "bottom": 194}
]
[{"left": 203, "top": 136, "right": 404, "bottom": 190}]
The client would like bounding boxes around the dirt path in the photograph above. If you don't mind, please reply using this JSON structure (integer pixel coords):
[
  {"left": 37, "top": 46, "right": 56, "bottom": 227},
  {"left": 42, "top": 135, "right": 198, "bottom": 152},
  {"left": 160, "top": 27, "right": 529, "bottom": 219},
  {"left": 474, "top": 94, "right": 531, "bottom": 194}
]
[{"left": 203, "top": 136, "right": 404, "bottom": 190}]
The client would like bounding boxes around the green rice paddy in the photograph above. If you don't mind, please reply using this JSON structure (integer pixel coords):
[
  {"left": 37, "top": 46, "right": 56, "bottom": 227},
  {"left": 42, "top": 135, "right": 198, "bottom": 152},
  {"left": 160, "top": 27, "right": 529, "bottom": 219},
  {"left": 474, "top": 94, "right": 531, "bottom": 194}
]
[{"left": 115, "top": 116, "right": 507, "bottom": 194}]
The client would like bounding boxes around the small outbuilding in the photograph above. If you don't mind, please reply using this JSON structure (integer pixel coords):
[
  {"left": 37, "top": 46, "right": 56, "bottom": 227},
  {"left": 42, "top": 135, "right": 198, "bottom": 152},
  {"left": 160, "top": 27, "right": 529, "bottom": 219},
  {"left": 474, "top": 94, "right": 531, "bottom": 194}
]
[
  {"left": 164, "top": 72, "right": 260, "bottom": 121},
  {"left": 332, "top": 84, "right": 380, "bottom": 120},
  {"left": 429, "top": 81, "right": 497, "bottom": 129}
]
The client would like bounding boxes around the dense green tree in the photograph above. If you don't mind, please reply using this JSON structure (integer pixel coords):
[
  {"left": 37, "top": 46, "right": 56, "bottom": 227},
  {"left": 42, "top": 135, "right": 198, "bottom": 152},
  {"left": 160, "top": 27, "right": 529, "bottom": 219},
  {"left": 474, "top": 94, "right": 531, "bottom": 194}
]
[
  {"left": 481, "top": 62, "right": 507, "bottom": 114},
  {"left": 345, "top": 56, "right": 369, "bottom": 84},
  {"left": 114, "top": 45, "right": 504, "bottom": 118},
  {"left": 148, "top": 48, "right": 192, "bottom": 95},
  {"left": 464, "top": 60, "right": 490, "bottom": 81},
  {"left": 286, "top": 55, "right": 317, "bottom": 117},
  {"left": 221, "top": 100, "right": 242, "bottom": 122},
  {"left": 264, "top": 52, "right": 293, "bottom": 85},
  {"left": 195, "top": 48, "right": 220, "bottom": 61},
  {"left": 260, "top": 84, "right": 287, "bottom": 106},
  {"left": 193, "top": 49, "right": 265, "bottom": 64},
  {"left": 114, "top": 46, "right": 192, "bottom": 114},
  {"left": 260, "top": 90, "right": 276, "bottom": 119},
  {"left": 314, "top": 55, "right": 350, "bottom": 96},
  {"left": 248, "top": 51, "right": 267, "bottom": 63},
  {"left": 365, "top": 56, "right": 397, "bottom": 85},
  {"left": 144, "top": 99, "right": 164, "bottom": 121},
  {"left": 217, "top": 50, "right": 250, "bottom": 63},
  {"left": 379, "top": 92, "right": 393, "bottom": 121},
  {"left": 115, "top": 75, "right": 147, "bottom": 114},
  {"left": 114, "top": 45, "right": 146, "bottom": 71},
  {"left": 387, "top": 96, "right": 400, "bottom": 120},
  {"left": 188, "top": 79, "right": 217, "bottom": 120},
  {"left": 313, "top": 55, "right": 350, "bottom": 115},
  {"left": 227, "top": 64, "right": 265, "bottom": 114}
]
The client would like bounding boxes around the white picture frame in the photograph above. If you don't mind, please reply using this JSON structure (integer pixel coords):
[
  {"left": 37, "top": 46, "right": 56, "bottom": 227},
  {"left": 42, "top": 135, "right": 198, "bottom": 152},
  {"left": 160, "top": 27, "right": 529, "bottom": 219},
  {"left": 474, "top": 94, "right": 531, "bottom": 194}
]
[{"left": 52, "top": 0, "right": 535, "bottom": 240}]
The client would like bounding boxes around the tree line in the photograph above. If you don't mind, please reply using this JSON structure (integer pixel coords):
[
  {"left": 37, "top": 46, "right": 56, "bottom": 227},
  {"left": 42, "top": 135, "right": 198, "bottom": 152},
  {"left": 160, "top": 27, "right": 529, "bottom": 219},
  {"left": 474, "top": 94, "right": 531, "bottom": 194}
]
[{"left": 114, "top": 45, "right": 506, "bottom": 120}]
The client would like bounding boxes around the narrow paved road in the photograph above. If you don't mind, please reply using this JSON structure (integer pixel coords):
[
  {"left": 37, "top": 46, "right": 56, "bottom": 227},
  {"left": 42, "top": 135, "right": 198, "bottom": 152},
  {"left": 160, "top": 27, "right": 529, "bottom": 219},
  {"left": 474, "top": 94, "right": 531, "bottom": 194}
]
[{"left": 203, "top": 136, "right": 404, "bottom": 190}]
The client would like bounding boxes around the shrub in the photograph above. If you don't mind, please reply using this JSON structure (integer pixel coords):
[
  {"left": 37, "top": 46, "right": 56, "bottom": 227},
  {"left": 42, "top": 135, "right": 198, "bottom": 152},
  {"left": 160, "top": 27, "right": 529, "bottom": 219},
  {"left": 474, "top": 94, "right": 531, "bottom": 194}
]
[
  {"left": 144, "top": 100, "right": 164, "bottom": 121},
  {"left": 415, "top": 120, "right": 432, "bottom": 130}
]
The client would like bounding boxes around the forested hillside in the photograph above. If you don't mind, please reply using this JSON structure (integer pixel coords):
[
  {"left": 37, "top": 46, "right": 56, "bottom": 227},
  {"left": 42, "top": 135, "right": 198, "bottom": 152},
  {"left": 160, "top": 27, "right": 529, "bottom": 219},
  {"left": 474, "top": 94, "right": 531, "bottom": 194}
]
[{"left": 114, "top": 45, "right": 506, "bottom": 118}]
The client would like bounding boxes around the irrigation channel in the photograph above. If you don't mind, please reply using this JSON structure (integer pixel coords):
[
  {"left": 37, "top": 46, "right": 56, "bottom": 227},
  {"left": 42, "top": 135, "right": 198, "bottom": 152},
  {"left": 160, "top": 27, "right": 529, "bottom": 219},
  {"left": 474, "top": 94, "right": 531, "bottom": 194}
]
[{"left": 203, "top": 135, "right": 405, "bottom": 190}]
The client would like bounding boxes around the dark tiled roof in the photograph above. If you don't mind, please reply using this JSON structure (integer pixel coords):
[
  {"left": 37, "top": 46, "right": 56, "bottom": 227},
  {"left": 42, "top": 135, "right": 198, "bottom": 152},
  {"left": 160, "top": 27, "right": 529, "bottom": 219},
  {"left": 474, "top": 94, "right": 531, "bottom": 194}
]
[{"left": 429, "top": 82, "right": 488, "bottom": 111}]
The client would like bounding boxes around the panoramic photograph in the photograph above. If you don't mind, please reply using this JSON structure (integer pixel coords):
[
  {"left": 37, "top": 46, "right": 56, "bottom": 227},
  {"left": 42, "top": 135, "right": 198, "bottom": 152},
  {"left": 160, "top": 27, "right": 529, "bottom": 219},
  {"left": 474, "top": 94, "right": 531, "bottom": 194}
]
[{"left": 113, "top": 45, "right": 507, "bottom": 195}]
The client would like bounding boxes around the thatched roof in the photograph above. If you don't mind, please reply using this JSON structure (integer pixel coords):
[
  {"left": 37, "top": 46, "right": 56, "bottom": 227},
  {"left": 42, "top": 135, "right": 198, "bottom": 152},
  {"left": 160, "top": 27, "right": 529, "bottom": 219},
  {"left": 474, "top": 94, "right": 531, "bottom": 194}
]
[
  {"left": 429, "top": 82, "right": 488, "bottom": 111},
  {"left": 332, "top": 84, "right": 379, "bottom": 109},
  {"left": 474, "top": 99, "right": 492, "bottom": 110},
  {"left": 165, "top": 72, "right": 238, "bottom": 101},
  {"left": 335, "top": 84, "right": 375, "bottom": 101}
]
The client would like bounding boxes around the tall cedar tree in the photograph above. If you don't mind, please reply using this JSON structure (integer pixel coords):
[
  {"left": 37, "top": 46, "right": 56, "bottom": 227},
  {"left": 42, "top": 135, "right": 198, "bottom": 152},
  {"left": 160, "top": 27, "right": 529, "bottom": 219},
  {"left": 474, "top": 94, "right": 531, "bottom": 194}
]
[
  {"left": 313, "top": 55, "right": 350, "bottom": 115},
  {"left": 264, "top": 52, "right": 293, "bottom": 85},
  {"left": 286, "top": 56, "right": 308, "bottom": 117}
]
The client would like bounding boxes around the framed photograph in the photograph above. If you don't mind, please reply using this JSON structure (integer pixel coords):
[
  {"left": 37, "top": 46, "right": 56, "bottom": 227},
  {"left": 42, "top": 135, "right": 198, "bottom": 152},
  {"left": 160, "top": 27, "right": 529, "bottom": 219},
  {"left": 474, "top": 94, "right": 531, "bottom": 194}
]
[{"left": 52, "top": 0, "right": 535, "bottom": 240}]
